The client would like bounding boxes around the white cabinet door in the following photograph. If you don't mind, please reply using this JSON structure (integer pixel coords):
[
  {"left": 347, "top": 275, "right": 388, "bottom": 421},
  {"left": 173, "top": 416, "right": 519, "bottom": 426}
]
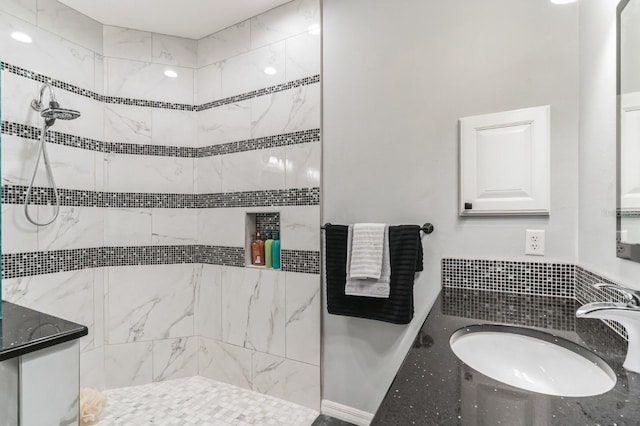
[
  {"left": 460, "top": 105, "right": 550, "bottom": 216},
  {"left": 621, "top": 92, "right": 640, "bottom": 211}
]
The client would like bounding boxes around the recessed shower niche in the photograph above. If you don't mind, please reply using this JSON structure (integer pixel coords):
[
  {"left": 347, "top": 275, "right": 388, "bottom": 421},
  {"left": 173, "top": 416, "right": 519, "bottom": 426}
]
[{"left": 245, "top": 212, "right": 281, "bottom": 268}]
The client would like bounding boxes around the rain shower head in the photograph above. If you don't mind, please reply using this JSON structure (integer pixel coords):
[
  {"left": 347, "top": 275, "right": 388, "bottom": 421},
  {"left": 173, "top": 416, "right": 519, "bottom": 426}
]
[
  {"left": 40, "top": 106, "right": 81, "bottom": 121},
  {"left": 31, "top": 84, "right": 81, "bottom": 126}
]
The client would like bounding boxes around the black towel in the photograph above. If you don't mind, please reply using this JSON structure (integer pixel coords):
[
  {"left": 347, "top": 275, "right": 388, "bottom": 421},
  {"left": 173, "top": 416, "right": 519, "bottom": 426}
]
[{"left": 324, "top": 224, "right": 423, "bottom": 324}]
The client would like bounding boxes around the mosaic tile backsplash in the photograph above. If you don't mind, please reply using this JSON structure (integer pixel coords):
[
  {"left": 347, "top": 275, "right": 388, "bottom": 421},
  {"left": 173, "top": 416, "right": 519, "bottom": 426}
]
[
  {"left": 442, "top": 258, "right": 632, "bottom": 341},
  {"left": 442, "top": 258, "right": 575, "bottom": 297}
]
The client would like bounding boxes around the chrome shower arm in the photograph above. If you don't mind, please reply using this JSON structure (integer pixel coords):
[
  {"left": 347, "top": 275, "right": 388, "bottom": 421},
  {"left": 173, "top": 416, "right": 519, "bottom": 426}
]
[{"left": 31, "top": 83, "right": 58, "bottom": 111}]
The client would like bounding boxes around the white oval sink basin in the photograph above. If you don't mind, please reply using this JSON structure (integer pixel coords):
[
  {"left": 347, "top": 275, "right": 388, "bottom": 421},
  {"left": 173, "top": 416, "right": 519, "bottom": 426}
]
[{"left": 450, "top": 325, "right": 616, "bottom": 397}]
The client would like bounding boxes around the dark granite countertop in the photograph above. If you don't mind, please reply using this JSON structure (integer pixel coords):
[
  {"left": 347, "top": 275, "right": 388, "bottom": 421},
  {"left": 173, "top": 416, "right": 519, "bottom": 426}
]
[
  {"left": 372, "top": 288, "right": 640, "bottom": 425},
  {"left": 0, "top": 301, "right": 88, "bottom": 362}
]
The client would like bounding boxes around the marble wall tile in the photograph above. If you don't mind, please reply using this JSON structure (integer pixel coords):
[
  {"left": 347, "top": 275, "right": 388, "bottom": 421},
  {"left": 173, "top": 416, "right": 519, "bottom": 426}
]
[
  {"left": 151, "top": 109, "right": 197, "bottom": 147},
  {"left": 285, "top": 31, "right": 321, "bottom": 82},
  {"left": 106, "top": 57, "right": 193, "bottom": 104},
  {"left": 36, "top": 0, "right": 103, "bottom": 54},
  {"left": 104, "top": 208, "right": 152, "bottom": 246},
  {"left": 152, "top": 337, "right": 198, "bottom": 382},
  {"left": 152, "top": 34, "right": 197, "bottom": 68},
  {"left": 252, "top": 352, "right": 320, "bottom": 410},
  {"left": 103, "top": 25, "right": 152, "bottom": 62},
  {"left": 151, "top": 208, "right": 197, "bottom": 245},
  {"left": 1, "top": 134, "right": 40, "bottom": 188},
  {"left": 196, "top": 62, "right": 223, "bottom": 105},
  {"left": 221, "top": 267, "right": 285, "bottom": 357},
  {"left": 197, "top": 101, "right": 251, "bottom": 146},
  {"left": 104, "top": 104, "right": 152, "bottom": 144},
  {"left": 28, "top": 142, "right": 97, "bottom": 191},
  {"left": 250, "top": 0, "right": 320, "bottom": 50},
  {"left": 2, "top": 269, "right": 95, "bottom": 352},
  {"left": 0, "top": 11, "right": 96, "bottom": 89},
  {"left": 196, "top": 265, "right": 222, "bottom": 341},
  {"left": 197, "top": 208, "right": 246, "bottom": 247},
  {"left": 107, "top": 264, "right": 196, "bottom": 344},
  {"left": 197, "top": 21, "right": 250, "bottom": 68},
  {"left": 221, "top": 41, "right": 286, "bottom": 98},
  {"left": 94, "top": 54, "right": 105, "bottom": 94},
  {"left": 37, "top": 206, "right": 103, "bottom": 251},
  {"left": 1, "top": 71, "right": 40, "bottom": 126},
  {"left": 251, "top": 83, "right": 320, "bottom": 139},
  {"left": 93, "top": 267, "right": 105, "bottom": 348},
  {"left": 1, "top": 204, "right": 39, "bottom": 253},
  {"left": 280, "top": 206, "right": 320, "bottom": 252},
  {"left": 48, "top": 92, "right": 104, "bottom": 141},
  {"left": 104, "top": 152, "right": 194, "bottom": 194},
  {"left": 105, "top": 342, "right": 153, "bottom": 388},
  {"left": 285, "top": 272, "right": 320, "bottom": 366},
  {"left": 220, "top": 147, "right": 286, "bottom": 193},
  {"left": 80, "top": 346, "right": 105, "bottom": 390},
  {"left": 1, "top": 0, "right": 37, "bottom": 24},
  {"left": 285, "top": 142, "right": 321, "bottom": 190},
  {"left": 199, "top": 337, "right": 252, "bottom": 389},
  {"left": 195, "top": 156, "right": 223, "bottom": 194}
]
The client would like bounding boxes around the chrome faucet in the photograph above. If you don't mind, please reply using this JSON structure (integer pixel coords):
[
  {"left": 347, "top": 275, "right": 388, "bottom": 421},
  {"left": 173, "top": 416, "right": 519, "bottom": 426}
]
[{"left": 577, "top": 283, "right": 640, "bottom": 374}]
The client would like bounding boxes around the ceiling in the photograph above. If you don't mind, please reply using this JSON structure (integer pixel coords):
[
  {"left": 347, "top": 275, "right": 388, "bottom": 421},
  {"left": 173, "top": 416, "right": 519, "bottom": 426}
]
[{"left": 58, "top": 0, "right": 293, "bottom": 39}]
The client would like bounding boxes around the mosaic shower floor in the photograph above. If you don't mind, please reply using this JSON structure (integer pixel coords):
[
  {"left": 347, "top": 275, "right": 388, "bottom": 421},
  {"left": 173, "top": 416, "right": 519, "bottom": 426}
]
[{"left": 97, "top": 376, "right": 319, "bottom": 426}]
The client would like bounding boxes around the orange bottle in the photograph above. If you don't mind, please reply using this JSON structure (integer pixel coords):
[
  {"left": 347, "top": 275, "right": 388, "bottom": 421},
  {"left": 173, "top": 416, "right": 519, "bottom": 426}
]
[{"left": 251, "top": 230, "right": 266, "bottom": 266}]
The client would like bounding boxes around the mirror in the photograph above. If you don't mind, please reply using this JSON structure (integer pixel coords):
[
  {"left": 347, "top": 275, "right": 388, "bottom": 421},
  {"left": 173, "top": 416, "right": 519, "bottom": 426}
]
[{"left": 617, "top": 0, "right": 640, "bottom": 261}]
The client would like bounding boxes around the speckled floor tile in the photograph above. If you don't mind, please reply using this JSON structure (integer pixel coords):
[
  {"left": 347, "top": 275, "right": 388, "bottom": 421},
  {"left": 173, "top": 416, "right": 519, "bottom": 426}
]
[{"left": 97, "top": 376, "right": 319, "bottom": 425}]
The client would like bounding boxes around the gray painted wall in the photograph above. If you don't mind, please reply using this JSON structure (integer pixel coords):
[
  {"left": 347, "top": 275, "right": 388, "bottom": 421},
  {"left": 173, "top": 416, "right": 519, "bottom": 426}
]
[
  {"left": 322, "top": 0, "right": 580, "bottom": 414},
  {"left": 578, "top": 0, "right": 640, "bottom": 287}
]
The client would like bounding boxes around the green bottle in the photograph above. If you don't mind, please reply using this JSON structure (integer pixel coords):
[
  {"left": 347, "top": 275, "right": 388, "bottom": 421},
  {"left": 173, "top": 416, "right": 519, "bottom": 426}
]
[
  {"left": 272, "top": 231, "right": 281, "bottom": 270},
  {"left": 265, "top": 231, "right": 274, "bottom": 268}
]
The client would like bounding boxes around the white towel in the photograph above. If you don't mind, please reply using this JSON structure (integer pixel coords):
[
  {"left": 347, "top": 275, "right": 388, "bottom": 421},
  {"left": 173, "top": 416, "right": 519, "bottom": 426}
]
[
  {"left": 349, "top": 223, "right": 386, "bottom": 279},
  {"left": 345, "top": 225, "right": 391, "bottom": 298}
]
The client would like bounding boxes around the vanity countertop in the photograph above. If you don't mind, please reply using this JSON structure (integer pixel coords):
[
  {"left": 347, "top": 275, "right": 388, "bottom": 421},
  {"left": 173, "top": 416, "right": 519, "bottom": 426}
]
[
  {"left": 371, "top": 288, "right": 640, "bottom": 425},
  {"left": 0, "top": 301, "right": 88, "bottom": 362}
]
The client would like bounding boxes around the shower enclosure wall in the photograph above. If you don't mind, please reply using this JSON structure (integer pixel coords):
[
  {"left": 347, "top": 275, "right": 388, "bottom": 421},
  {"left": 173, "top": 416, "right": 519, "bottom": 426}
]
[{"left": 0, "top": 0, "right": 321, "bottom": 410}]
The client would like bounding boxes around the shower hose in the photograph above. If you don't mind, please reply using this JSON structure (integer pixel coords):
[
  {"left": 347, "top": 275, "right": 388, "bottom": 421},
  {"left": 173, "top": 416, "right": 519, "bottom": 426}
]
[{"left": 24, "top": 122, "right": 61, "bottom": 226}]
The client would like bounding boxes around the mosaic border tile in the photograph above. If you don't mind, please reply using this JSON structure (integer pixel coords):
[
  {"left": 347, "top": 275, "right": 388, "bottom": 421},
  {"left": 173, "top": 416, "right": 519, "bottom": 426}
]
[
  {"left": 281, "top": 249, "right": 320, "bottom": 275},
  {"left": 195, "top": 75, "right": 321, "bottom": 111},
  {"left": 575, "top": 266, "right": 629, "bottom": 340},
  {"left": 2, "top": 121, "right": 320, "bottom": 158},
  {"left": 442, "top": 287, "right": 578, "bottom": 331},
  {"left": 2, "top": 185, "right": 320, "bottom": 209},
  {"left": 441, "top": 258, "right": 575, "bottom": 298},
  {"left": 255, "top": 212, "right": 280, "bottom": 234},
  {"left": 0, "top": 61, "right": 319, "bottom": 112},
  {"left": 1, "top": 245, "right": 320, "bottom": 278}
]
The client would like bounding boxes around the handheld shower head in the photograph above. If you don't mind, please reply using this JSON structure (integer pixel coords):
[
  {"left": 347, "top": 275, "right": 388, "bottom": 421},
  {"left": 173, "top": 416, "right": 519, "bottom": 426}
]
[{"left": 31, "top": 84, "right": 81, "bottom": 127}]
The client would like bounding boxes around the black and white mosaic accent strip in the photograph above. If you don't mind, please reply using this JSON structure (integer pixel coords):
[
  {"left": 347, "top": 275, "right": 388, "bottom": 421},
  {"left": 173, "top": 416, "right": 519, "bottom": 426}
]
[
  {"left": 2, "top": 185, "right": 320, "bottom": 209},
  {"left": 1, "top": 245, "right": 319, "bottom": 278},
  {"left": 195, "top": 75, "right": 320, "bottom": 111},
  {"left": 442, "top": 258, "right": 575, "bottom": 298},
  {"left": 442, "top": 287, "right": 578, "bottom": 331},
  {"left": 255, "top": 212, "right": 280, "bottom": 234},
  {"left": 281, "top": 250, "right": 320, "bottom": 275},
  {"left": 1, "top": 61, "right": 319, "bottom": 112},
  {"left": 575, "top": 266, "right": 629, "bottom": 340},
  {"left": 2, "top": 121, "right": 320, "bottom": 158}
]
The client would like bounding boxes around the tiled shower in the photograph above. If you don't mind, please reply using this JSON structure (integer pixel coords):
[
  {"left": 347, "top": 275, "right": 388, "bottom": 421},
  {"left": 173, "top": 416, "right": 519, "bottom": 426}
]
[{"left": 0, "top": 0, "right": 321, "bottom": 412}]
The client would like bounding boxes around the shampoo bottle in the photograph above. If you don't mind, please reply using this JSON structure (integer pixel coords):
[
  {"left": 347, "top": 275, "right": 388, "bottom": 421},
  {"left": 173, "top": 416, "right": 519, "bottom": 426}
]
[
  {"left": 265, "top": 231, "right": 274, "bottom": 268},
  {"left": 272, "top": 231, "right": 281, "bottom": 270},
  {"left": 252, "top": 231, "right": 265, "bottom": 266}
]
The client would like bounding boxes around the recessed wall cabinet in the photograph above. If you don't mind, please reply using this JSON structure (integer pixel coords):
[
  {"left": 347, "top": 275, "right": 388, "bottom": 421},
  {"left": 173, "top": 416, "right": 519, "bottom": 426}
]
[{"left": 459, "top": 105, "right": 550, "bottom": 216}]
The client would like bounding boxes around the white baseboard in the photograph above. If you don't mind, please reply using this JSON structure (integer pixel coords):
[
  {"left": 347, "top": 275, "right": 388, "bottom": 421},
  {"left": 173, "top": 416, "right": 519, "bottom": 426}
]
[{"left": 321, "top": 400, "right": 374, "bottom": 426}]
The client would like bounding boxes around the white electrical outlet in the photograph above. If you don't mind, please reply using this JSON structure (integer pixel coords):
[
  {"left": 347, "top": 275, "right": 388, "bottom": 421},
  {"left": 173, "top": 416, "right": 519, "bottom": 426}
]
[{"left": 525, "top": 230, "right": 545, "bottom": 256}]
